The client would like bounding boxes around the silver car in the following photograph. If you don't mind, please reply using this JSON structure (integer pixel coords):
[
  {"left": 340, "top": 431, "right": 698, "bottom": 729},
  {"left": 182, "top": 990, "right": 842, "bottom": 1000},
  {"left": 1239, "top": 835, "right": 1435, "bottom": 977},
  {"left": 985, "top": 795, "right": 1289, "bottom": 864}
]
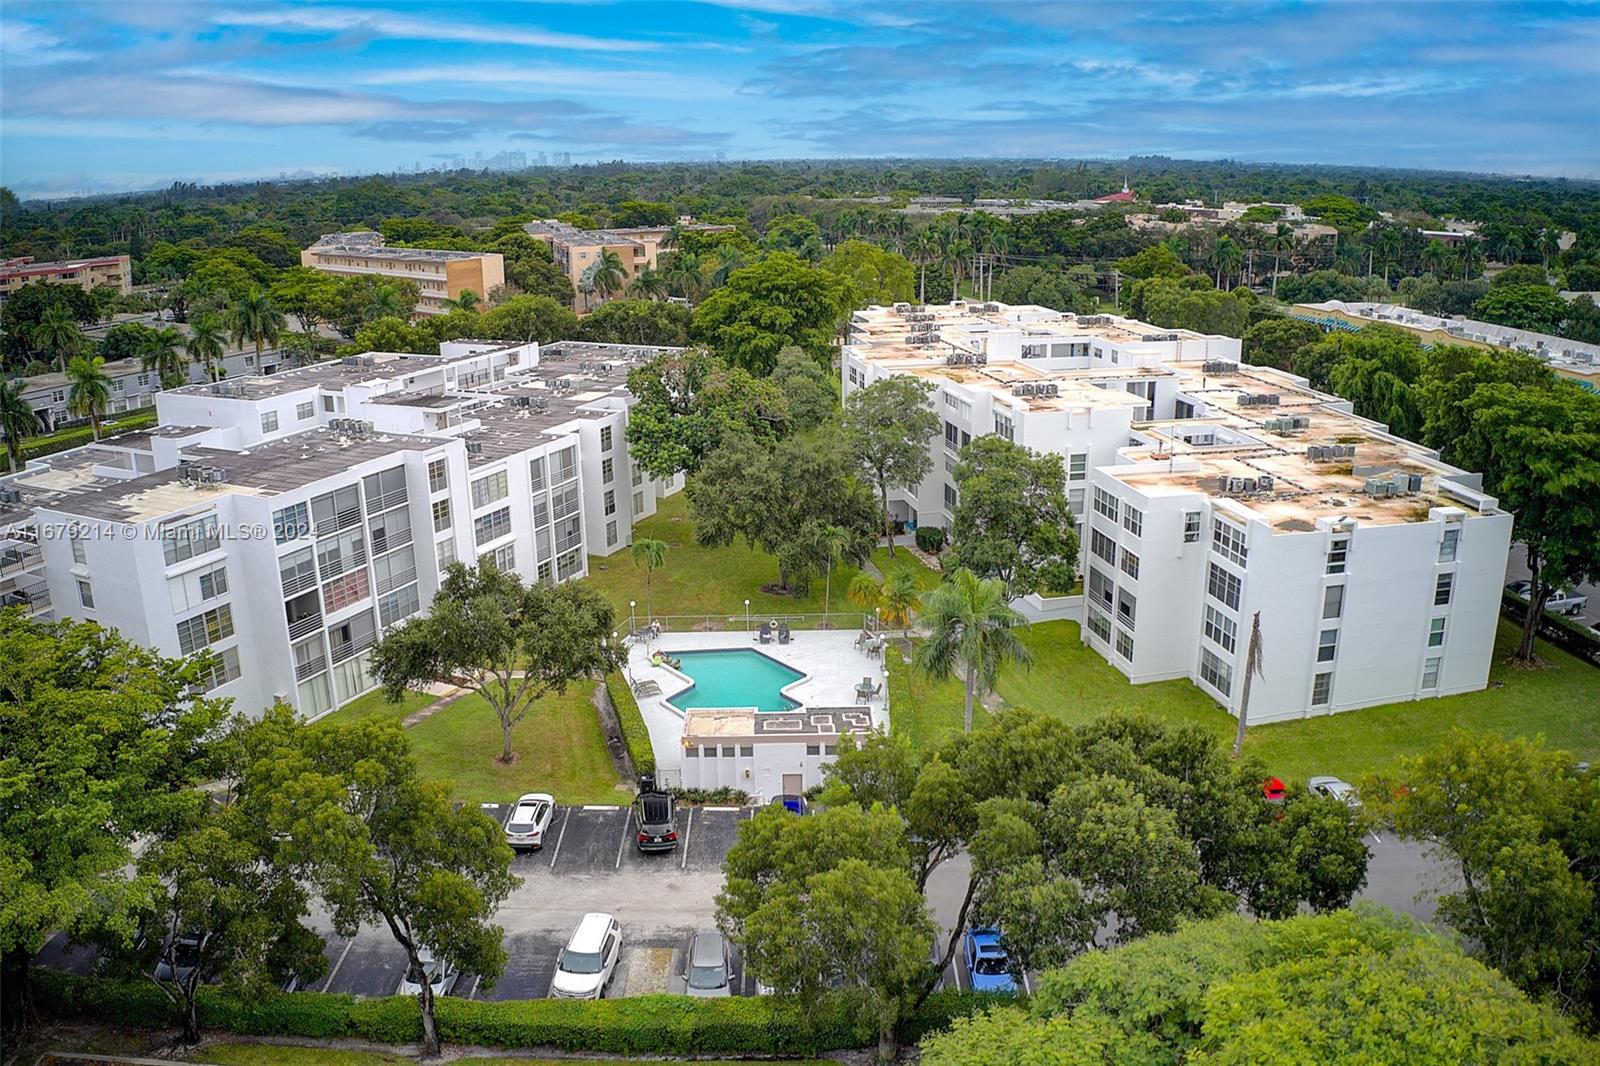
[
  {"left": 1308, "top": 775, "right": 1360, "bottom": 809},
  {"left": 503, "top": 792, "right": 554, "bottom": 850},
  {"left": 397, "top": 947, "right": 459, "bottom": 997},
  {"left": 682, "top": 929, "right": 734, "bottom": 998}
]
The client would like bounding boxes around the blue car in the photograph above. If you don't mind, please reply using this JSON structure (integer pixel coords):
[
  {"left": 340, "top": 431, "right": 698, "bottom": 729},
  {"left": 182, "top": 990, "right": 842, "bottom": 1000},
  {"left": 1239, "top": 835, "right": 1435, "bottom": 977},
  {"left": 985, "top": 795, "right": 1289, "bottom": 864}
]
[{"left": 963, "top": 927, "right": 1017, "bottom": 993}]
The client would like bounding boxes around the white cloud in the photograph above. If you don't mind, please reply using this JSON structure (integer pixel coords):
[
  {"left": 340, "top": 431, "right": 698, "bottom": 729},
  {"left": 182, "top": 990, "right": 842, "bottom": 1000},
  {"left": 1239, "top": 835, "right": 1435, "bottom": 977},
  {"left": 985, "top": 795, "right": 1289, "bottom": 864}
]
[
  {"left": 356, "top": 63, "right": 733, "bottom": 99},
  {"left": 0, "top": 19, "right": 92, "bottom": 62},
  {"left": 209, "top": 7, "right": 659, "bottom": 52}
]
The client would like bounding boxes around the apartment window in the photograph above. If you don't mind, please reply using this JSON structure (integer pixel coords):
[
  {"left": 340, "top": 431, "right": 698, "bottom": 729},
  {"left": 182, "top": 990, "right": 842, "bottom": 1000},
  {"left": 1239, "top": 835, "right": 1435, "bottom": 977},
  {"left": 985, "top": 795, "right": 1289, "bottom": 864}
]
[
  {"left": 378, "top": 584, "right": 421, "bottom": 627},
  {"left": 1322, "top": 584, "right": 1345, "bottom": 620},
  {"left": 71, "top": 536, "right": 86, "bottom": 565},
  {"left": 310, "top": 486, "right": 361, "bottom": 534},
  {"left": 993, "top": 411, "right": 1014, "bottom": 442},
  {"left": 1428, "top": 616, "right": 1446, "bottom": 648},
  {"left": 163, "top": 515, "right": 221, "bottom": 564},
  {"left": 1183, "top": 511, "right": 1202, "bottom": 543},
  {"left": 602, "top": 458, "right": 614, "bottom": 484},
  {"left": 322, "top": 570, "right": 371, "bottom": 613},
  {"left": 1317, "top": 628, "right": 1339, "bottom": 663},
  {"left": 1119, "top": 547, "right": 1140, "bottom": 580},
  {"left": 631, "top": 464, "right": 643, "bottom": 487},
  {"left": 806, "top": 744, "right": 821, "bottom": 757},
  {"left": 1090, "top": 527, "right": 1117, "bottom": 564},
  {"left": 436, "top": 536, "right": 456, "bottom": 569},
  {"left": 176, "top": 604, "right": 235, "bottom": 655},
  {"left": 471, "top": 470, "right": 509, "bottom": 509},
  {"left": 322, "top": 396, "right": 335, "bottom": 413},
  {"left": 279, "top": 547, "right": 316, "bottom": 596},
  {"left": 368, "top": 507, "right": 412, "bottom": 555},
  {"left": 944, "top": 483, "right": 958, "bottom": 509},
  {"left": 604, "top": 490, "right": 616, "bottom": 517},
  {"left": 202, "top": 647, "right": 242, "bottom": 691},
  {"left": 1438, "top": 527, "right": 1460, "bottom": 563},
  {"left": 482, "top": 543, "right": 516, "bottom": 572},
  {"left": 1327, "top": 535, "right": 1350, "bottom": 575},
  {"left": 1114, "top": 628, "right": 1134, "bottom": 661},
  {"left": 372, "top": 546, "right": 417, "bottom": 594},
  {"left": 1086, "top": 606, "right": 1112, "bottom": 641},
  {"left": 528, "top": 456, "right": 546, "bottom": 492},
  {"left": 1203, "top": 605, "right": 1236, "bottom": 653},
  {"left": 77, "top": 579, "right": 94, "bottom": 608},
  {"left": 363, "top": 467, "right": 408, "bottom": 512},
  {"left": 536, "top": 560, "right": 552, "bottom": 585},
  {"left": 428, "top": 459, "right": 448, "bottom": 493},
  {"left": 1311, "top": 671, "right": 1333, "bottom": 707},
  {"left": 1116, "top": 587, "right": 1137, "bottom": 629},
  {"left": 1068, "top": 488, "right": 1085, "bottom": 517},
  {"left": 1082, "top": 563, "right": 1114, "bottom": 612},
  {"left": 1211, "top": 519, "right": 1247, "bottom": 566},
  {"left": 297, "top": 401, "right": 315, "bottom": 421},
  {"left": 556, "top": 548, "right": 583, "bottom": 580},
  {"left": 198, "top": 564, "right": 229, "bottom": 600},
  {"left": 684, "top": 746, "right": 698, "bottom": 758},
  {"left": 633, "top": 490, "right": 644, "bottom": 514},
  {"left": 1434, "top": 572, "right": 1454, "bottom": 607},
  {"left": 1122, "top": 505, "right": 1143, "bottom": 538},
  {"left": 315, "top": 528, "right": 366, "bottom": 579},
  {"left": 1207, "top": 562, "right": 1241, "bottom": 610},
  {"left": 426, "top": 500, "right": 451, "bottom": 537},
  {"left": 552, "top": 446, "right": 578, "bottom": 483},
  {"left": 473, "top": 506, "right": 511, "bottom": 545},
  {"left": 1199, "top": 647, "right": 1232, "bottom": 695},
  {"left": 1068, "top": 453, "right": 1087, "bottom": 481},
  {"left": 600, "top": 425, "right": 613, "bottom": 451},
  {"left": 606, "top": 520, "right": 618, "bottom": 547},
  {"left": 261, "top": 411, "right": 279, "bottom": 434},
  {"left": 1093, "top": 487, "right": 1119, "bottom": 522},
  {"left": 1421, "top": 656, "right": 1442, "bottom": 689}
]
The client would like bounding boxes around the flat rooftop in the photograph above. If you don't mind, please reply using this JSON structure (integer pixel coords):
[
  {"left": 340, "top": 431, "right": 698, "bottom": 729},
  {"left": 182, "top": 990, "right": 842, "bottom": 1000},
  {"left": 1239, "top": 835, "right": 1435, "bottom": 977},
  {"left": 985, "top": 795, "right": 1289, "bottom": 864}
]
[
  {"left": 1112, "top": 360, "right": 1496, "bottom": 526},
  {"left": 523, "top": 219, "right": 646, "bottom": 249},
  {"left": 166, "top": 352, "right": 446, "bottom": 401},
  {"left": 681, "top": 707, "right": 879, "bottom": 740},
  {"left": 37, "top": 427, "right": 445, "bottom": 523}
]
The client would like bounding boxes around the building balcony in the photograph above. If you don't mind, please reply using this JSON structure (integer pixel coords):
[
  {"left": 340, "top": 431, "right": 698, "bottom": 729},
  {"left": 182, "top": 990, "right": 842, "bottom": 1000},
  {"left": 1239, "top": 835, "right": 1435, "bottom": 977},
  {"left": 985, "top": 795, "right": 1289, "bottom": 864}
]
[
  {"left": 287, "top": 612, "right": 323, "bottom": 641},
  {"left": 294, "top": 655, "right": 328, "bottom": 682},
  {"left": 329, "top": 628, "right": 376, "bottom": 664}
]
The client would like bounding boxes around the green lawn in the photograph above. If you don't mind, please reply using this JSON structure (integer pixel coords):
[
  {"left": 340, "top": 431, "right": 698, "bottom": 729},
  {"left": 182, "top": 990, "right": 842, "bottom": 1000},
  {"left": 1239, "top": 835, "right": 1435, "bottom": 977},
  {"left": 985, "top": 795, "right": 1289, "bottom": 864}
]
[
  {"left": 320, "top": 685, "right": 625, "bottom": 805},
  {"left": 195, "top": 1047, "right": 830, "bottom": 1066},
  {"left": 584, "top": 493, "right": 940, "bottom": 626},
  {"left": 890, "top": 618, "right": 1600, "bottom": 783}
]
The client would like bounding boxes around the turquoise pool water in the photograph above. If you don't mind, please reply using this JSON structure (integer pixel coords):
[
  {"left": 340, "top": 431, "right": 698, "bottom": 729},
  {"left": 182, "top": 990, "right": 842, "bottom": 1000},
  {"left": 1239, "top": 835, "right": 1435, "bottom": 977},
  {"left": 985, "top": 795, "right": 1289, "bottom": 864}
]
[{"left": 665, "top": 649, "right": 805, "bottom": 713}]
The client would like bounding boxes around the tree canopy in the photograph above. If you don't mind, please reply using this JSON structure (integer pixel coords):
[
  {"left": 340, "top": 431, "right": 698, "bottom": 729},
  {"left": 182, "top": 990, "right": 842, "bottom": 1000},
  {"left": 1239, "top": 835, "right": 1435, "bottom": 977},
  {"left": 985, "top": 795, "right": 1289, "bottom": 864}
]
[
  {"left": 948, "top": 436, "right": 1079, "bottom": 596},
  {"left": 691, "top": 252, "right": 855, "bottom": 375},
  {"left": 624, "top": 346, "right": 787, "bottom": 479}
]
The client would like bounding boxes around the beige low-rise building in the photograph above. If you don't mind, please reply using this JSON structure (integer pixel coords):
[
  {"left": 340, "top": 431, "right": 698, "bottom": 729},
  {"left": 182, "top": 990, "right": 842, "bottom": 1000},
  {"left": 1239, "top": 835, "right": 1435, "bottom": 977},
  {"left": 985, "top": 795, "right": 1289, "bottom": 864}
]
[
  {"left": 522, "top": 220, "right": 659, "bottom": 308},
  {"left": 300, "top": 233, "right": 503, "bottom": 316},
  {"left": 0, "top": 255, "right": 132, "bottom": 303}
]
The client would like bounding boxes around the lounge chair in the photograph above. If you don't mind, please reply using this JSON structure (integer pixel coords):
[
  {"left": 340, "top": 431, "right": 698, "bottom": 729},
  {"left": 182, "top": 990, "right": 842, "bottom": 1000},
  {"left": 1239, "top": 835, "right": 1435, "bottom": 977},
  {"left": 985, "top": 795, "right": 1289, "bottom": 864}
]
[
  {"left": 758, "top": 622, "right": 774, "bottom": 644},
  {"left": 777, "top": 622, "right": 791, "bottom": 644},
  {"left": 633, "top": 680, "right": 662, "bottom": 697}
]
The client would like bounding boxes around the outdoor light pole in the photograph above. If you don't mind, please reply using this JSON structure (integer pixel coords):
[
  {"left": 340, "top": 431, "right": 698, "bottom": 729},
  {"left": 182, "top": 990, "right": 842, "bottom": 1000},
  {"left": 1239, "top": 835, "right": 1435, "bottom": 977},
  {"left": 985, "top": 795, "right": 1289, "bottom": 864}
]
[
  {"left": 744, "top": 598, "right": 750, "bottom": 634},
  {"left": 630, "top": 599, "right": 637, "bottom": 637}
]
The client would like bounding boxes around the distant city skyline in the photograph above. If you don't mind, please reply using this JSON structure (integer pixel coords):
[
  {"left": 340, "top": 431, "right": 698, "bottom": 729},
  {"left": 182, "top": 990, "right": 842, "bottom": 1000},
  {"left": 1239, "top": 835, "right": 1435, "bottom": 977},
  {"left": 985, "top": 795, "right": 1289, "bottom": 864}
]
[{"left": 2, "top": 0, "right": 1597, "bottom": 200}]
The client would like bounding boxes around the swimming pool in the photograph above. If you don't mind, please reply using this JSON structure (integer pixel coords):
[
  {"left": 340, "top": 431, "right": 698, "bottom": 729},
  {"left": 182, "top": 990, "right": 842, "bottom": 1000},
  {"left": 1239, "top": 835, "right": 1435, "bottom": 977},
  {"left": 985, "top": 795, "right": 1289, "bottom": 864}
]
[{"left": 665, "top": 649, "right": 805, "bottom": 713}]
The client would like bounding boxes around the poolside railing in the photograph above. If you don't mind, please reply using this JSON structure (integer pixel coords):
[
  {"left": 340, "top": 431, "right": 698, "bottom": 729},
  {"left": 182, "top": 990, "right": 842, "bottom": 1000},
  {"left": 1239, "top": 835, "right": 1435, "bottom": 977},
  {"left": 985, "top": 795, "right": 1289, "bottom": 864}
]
[{"left": 624, "top": 610, "right": 880, "bottom": 636}]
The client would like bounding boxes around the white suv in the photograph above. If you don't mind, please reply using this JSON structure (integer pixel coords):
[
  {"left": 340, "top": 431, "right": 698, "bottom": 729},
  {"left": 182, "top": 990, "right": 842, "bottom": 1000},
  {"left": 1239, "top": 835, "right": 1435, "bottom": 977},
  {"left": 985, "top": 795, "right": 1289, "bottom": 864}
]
[{"left": 550, "top": 912, "right": 621, "bottom": 999}]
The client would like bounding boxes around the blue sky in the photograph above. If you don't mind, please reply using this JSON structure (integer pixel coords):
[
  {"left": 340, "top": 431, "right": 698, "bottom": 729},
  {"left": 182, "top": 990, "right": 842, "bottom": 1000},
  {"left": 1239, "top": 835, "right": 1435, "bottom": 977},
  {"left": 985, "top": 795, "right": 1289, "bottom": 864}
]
[{"left": 2, "top": 1, "right": 1597, "bottom": 199}]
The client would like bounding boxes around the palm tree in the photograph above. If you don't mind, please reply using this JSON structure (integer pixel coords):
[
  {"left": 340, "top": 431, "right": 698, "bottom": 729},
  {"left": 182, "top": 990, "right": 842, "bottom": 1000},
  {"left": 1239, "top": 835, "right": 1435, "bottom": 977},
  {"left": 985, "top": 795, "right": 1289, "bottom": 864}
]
[
  {"left": 224, "top": 288, "right": 282, "bottom": 366},
  {"left": 443, "top": 288, "right": 482, "bottom": 313},
  {"left": 1537, "top": 227, "right": 1561, "bottom": 271},
  {"left": 185, "top": 313, "right": 227, "bottom": 381},
  {"left": 1457, "top": 237, "right": 1486, "bottom": 280},
  {"left": 1420, "top": 240, "right": 1453, "bottom": 278},
  {"left": 365, "top": 283, "right": 410, "bottom": 321},
  {"left": 0, "top": 378, "right": 42, "bottom": 472},
  {"left": 1377, "top": 226, "right": 1403, "bottom": 285},
  {"left": 813, "top": 523, "right": 851, "bottom": 626},
  {"left": 663, "top": 252, "right": 706, "bottom": 301},
  {"left": 65, "top": 356, "right": 112, "bottom": 441},
  {"left": 709, "top": 248, "right": 747, "bottom": 288},
  {"left": 629, "top": 538, "right": 668, "bottom": 623},
  {"left": 627, "top": 267, "right": 667, "bottom": 301},
  {"left": 911, "top": 230, "right": 938, "bottom": 304},
  {"left": 915, "top": 568, "right": 1032, "bottom": 733},
  {"left": 848, "top": 567, "right": 921, "bottom": 640},
  {"left": 138, "top": 326, "right": 188, "bottom": 389},
  {"left": 590, "top": 249, "right": 628, "bottom": 308},
  {"left": 30, "top": 303, "right": 84, "bottom": 373},
  {"left": 1210, "top": 236, "right": 1244, "bottom": 290}
]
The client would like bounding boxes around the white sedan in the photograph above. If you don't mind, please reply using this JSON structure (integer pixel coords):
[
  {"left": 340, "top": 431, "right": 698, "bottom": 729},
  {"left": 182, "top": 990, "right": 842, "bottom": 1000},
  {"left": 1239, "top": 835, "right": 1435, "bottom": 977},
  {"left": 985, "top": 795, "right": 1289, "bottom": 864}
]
[
  {"left": 1308, "top": 776, "right": 1360, "bottom": 809},
  {"left": 503, "top": 792, "right": 555, "bottom": 850},
  {"left": 398, "top": 947, "right": 459, "bottom": 997}
]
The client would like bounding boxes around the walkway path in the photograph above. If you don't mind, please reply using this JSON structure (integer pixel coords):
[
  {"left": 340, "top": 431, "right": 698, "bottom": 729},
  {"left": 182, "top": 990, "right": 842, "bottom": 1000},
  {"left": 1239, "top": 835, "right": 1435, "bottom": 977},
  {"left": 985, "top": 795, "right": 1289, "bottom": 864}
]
[{"left": 399, "top": 681, "right": 466, "bottom": 727}]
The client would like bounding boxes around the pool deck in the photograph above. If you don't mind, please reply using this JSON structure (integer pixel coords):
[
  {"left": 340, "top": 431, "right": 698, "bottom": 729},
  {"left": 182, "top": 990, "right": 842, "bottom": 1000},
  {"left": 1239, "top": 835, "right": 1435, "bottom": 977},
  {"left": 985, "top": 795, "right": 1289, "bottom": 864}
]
[{"left": 624, "top": 628, "right": 888, "bottom": 775}]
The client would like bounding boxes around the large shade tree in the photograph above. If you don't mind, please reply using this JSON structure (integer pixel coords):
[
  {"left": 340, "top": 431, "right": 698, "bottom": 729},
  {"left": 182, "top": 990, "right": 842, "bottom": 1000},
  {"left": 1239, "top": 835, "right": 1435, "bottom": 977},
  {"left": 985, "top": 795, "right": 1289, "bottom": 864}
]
[
  {"left": 842, "top": 375, "right": 938, "bottom": 556},
  {"left": 371, "top": 563, "right": 617, "bottom": 763},
  {"left": 624, "top": 347, "right": 788, "bottom": 479},
  {"left": 948, "top": 436, "right": 1079, "bottom": 596},
  {"left": 691, "top": 252, "right": 855, "bottom": 375}
]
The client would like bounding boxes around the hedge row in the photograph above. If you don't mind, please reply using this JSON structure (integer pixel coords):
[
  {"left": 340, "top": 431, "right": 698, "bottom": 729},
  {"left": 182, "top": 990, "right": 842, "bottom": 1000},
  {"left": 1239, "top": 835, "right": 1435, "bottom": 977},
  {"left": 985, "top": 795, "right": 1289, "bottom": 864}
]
[
  {"left": 1500, "top": 591, "right": 1600, "bottom": 667},
  {"left": 604, "top": 671, "right": 656, "bottom": 776},
  {"left": 21, "top": 409, "right": 159, "bottom": 460},
  {"left": 32, "top": 970, "right": 1007, "bottom": 1053}
]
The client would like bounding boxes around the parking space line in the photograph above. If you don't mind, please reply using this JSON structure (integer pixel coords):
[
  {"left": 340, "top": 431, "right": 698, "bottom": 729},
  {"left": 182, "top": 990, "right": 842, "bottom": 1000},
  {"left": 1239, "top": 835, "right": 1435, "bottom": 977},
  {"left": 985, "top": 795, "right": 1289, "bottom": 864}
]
[
  {"left": 615, "top": 808, "right": 633, "bottom": 869},
  {"left": 1022, "top": 971, "right": 1032, "bottom": 995},
  {"left": 548, "top": 807, "right": 571, "bottom": 869},
  {"left": 680, "top": 807, "right": 694, "bottom": 870},
  {"left": 321, "top": 937, "right": 354, "bottom": 993},
  {"left": 584, "top": 804, "right": 621, "bottom": 810},
  {"left": 467, "top": 973, "right": 482, "bottom": 999},
  {"left": 703, "top": 806, "right": 741, "bottom": 811}
]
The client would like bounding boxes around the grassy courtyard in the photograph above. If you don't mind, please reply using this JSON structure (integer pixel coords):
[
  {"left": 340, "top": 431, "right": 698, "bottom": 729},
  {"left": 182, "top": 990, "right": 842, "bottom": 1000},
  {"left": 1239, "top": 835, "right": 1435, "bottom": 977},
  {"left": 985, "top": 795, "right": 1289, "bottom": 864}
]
[
  {"left": 889, "top": 618, "right": 1600, "bottom": 782},
  {"left": 321, "top": 684, "right": 625, "bottom": 805},
  {"left": 584, "top": 493, "right": 940, "bottom": 626}
]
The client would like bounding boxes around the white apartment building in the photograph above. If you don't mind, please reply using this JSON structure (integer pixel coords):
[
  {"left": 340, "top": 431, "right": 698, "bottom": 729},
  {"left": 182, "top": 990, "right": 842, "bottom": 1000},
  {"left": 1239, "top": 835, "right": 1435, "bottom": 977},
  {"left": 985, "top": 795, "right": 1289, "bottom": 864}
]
[
  {"left": 0, "top": 339, "right": 682, "bottom": 720},
  {"left": 843, "top": 301, "right": 1513, "bottom": 722}
]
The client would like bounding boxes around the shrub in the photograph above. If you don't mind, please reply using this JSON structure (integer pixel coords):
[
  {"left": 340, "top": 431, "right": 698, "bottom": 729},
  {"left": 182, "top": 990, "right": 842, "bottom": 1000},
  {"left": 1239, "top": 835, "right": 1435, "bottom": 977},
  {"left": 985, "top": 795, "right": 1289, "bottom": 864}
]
[
  {"left": 603, "top": 671, "right": 656, "bottom": 777},
  {"left": 914, "top": 525, "right": 946, "bottom": 554},
  {"left": 675, "top": 785, "right": 751, "bottom": 806},
  {"left": 21, "top": 409, "right": 159, "bottom": 460}
]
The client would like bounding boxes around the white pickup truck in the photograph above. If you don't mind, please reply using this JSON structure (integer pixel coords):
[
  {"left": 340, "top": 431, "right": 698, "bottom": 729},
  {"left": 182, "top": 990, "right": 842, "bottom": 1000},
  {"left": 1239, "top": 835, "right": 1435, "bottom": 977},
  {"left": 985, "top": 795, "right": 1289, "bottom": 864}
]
[{"left": 1506, "top": 580, "right": 1589, "bottom": 617}]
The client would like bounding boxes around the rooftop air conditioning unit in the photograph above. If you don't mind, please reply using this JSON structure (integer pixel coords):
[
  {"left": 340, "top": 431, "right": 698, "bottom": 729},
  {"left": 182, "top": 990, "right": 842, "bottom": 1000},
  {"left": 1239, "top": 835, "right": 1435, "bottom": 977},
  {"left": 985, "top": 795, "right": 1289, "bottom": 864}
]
[
  {"left": 1258, "top": 475, "right": 1275, "bottom": 491},
  {"left": 512, "top": 395, "right": 531, "bottom": 408},
  {"left": 465, "top": 439, "right": 482, "bottom": 456},
  {"left": 0, "top": 487, "right": 23, "bottom": 504}
]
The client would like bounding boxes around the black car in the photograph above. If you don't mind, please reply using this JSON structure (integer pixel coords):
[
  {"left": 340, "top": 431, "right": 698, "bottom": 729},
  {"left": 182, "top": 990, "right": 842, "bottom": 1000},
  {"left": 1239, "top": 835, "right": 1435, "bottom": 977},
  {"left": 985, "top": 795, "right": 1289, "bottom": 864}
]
[{"left": 635, "top": 783, "right": 679, "bottom": 852}]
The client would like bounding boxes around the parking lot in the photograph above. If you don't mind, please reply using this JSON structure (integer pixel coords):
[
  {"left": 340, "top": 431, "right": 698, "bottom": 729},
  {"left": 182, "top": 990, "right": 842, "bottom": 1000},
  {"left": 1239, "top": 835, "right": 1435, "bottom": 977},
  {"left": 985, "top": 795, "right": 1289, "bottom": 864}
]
[{"left": 36, "top": 803, "right": 1454, "bottom": 1002}]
